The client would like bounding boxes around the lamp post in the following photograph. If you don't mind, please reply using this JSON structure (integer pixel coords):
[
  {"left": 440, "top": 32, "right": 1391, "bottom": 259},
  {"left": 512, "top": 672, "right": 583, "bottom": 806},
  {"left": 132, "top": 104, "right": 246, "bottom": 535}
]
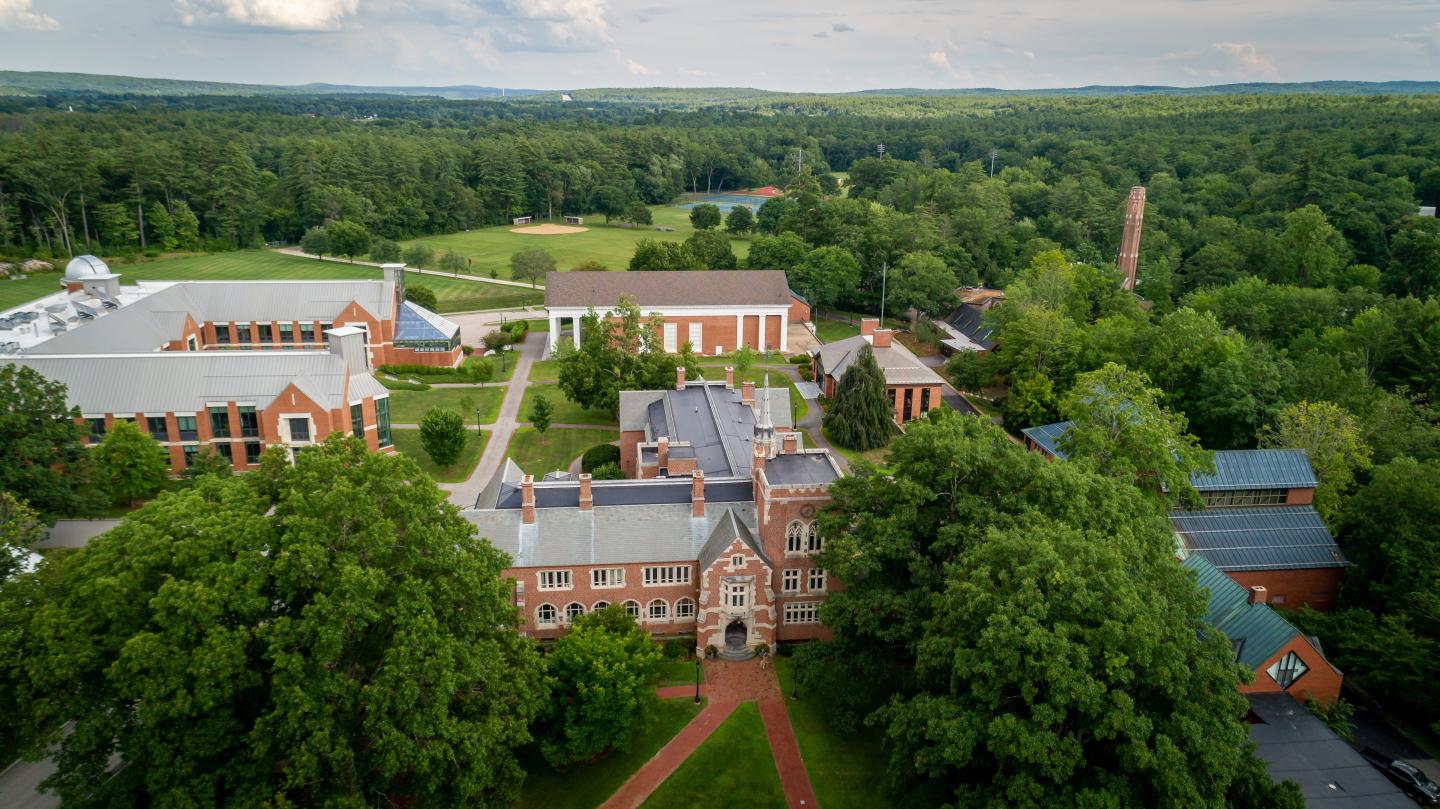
[
  {"left": 474, "top": 407, "right": 482, "bottom": 437},
  {"left": 693, "top": 652, "right": 702, "bottom": 704},
  {"left": 791, "top": 659, "right": 799, "bottom": 700}
]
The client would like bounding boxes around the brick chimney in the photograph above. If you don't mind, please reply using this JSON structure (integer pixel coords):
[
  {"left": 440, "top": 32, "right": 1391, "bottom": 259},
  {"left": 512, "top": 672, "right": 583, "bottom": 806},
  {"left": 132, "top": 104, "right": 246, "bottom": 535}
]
[
  {"left": 872, "top": 328, "right": 894, "bottom": 348},
  {"left": 725, "top": 365, "right": 735, "bottom": 390},
  {"left": 782, "top": 433, "right": 798, "bottom": 454},
  {"left": 1118, "top": 186, "right": 1146, "bottom": 292},
  {"left": 691, "top": 470, "right": 705, "bottom": 517},
  {"left": 521, "top": 474, "right": 536, "bottom": 524},
  {"left": 1249, "top": 585, "right": 1267, "bottom": 605},
  {"left": 578, "top": 473, "right": 592, "bottom": 511},
  {"left": 675, "top": 366, "right": 686, "bottom": 391},
  {"left": 752, "top": 434, "right": 767, "bottom": 472},
  {"left": 860, "top": 317, "right": 879, "bottom": 336},
  {"left": 657, "top": 436, "right": 670, "bottom": 471},
  {"left": 741, "top": 380, "right": 755, "bottom": 405}
]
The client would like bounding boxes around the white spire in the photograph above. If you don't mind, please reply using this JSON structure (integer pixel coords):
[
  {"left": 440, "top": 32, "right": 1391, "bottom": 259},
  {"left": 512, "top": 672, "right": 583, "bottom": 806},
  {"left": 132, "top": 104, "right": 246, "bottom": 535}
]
[{"left": 759, "top": 372, "right": 773, "bottom": 431}]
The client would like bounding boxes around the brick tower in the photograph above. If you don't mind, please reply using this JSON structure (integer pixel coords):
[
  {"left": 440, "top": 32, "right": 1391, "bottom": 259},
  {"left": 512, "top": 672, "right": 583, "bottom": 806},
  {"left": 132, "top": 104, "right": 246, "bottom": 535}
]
[{"left": 1118, "top": 186, "right": 1146, "bottom": 291}]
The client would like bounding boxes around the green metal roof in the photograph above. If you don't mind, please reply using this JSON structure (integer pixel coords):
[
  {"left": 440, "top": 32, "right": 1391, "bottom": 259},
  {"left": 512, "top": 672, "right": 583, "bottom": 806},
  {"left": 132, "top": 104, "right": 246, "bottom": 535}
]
[{"left": 1182, "top": 552, "right": 1305, "bottom": 670}]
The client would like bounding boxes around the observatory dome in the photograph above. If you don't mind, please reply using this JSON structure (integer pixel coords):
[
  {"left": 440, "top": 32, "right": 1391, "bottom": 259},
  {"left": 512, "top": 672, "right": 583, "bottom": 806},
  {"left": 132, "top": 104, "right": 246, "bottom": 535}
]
[{"left": 63, "top": 255, "right": 119, "bottom": 282}]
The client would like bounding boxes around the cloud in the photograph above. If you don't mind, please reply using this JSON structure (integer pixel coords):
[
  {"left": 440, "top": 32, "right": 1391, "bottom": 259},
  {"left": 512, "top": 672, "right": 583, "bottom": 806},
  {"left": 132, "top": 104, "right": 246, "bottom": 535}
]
[
  {"left": 626, "top": 58, "right": 650, "bottom": 75},
  {"left": 925, "top": 50, "right": 958, "bottom": 78},
  {"left": 0, "top": 0, "right": 58, "bottom": 30},
  {"left": 175, "top": 0, "right": 358, "bottom": 31},
  {"left": 831, "top": 22, "right": 853, "bottom": 33},
  {"left": 1163, "top": 41, "right": 1279, "bottom": 81},
  {"left": 977, "top": 29, "right": 1035, "bottom": 61},
  {"left": 476, "top": 0, "right": 612, "bottom": 53},
  {"left": 812, "top": 31, "right": 828, "bottom": 38},
  {"left": 1394, "top": 21, "right": 1440, "bottom": 53}
]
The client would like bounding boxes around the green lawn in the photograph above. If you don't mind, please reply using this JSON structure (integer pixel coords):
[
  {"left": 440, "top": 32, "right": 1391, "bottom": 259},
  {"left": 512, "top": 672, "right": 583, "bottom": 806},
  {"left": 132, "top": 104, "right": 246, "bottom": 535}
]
[
  {"left": 387, "top": 385, "right": 503, "bottom": 425},
  {"left": 398, "top": 205, "right": 750, "bottom": 282},
  {"left": 522, "top": 385, "right": 617, "bottom": 426},
  {"left": 774, "top": 656, "right": 892, "bottom": 809},
  {"left": 391, "top": 428, "right": 488, "bottom": 483},
  {"left": 0, "top": 250, "right": 542, "bottom": 313},
  {"left": 821, "top": 424, "right": 892, "bottom": 468},
  {"left": 529, "top": 358, "right": 562, "bottom": 382},
  {"left": 654, "top": 659, "right": 705, "bottom": 688},
  {"left": 815, "top": 319, "right": 860, "bottom": 343},
  {"left": 639, "top": 702, "right": 785, "bottom": 809},
  {"left": 506, "top": 427, "right": 618, "bottom": 477},
  {"left": 516, "top": 698, "right": 705, "bottom": 809}
]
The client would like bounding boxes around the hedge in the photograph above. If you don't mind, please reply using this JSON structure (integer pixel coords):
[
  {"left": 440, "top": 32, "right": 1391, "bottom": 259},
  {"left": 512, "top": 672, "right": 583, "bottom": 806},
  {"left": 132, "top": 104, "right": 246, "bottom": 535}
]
[{"left": 580, "top": 443, "right": 622, "bottom": 472}]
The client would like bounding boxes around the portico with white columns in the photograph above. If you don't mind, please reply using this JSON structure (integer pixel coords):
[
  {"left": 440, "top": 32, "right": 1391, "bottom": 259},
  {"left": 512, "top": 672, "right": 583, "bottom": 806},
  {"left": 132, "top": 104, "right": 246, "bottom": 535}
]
[{"left": 545, "top": 305, "right": 791, "bottom": 357}]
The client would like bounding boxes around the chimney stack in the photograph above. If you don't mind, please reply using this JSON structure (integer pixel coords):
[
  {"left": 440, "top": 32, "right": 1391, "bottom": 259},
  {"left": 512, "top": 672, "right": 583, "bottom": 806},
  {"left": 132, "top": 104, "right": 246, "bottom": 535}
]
[
  {"left": 691, "top": 470, "right": 705, "bottom": 517},
  {"left": 382, "top": 263, "right": 408, "bottom": 304},
  {"left": 521, "top": 474, "right": 536, "bottom": 524},
  {"left": 725, "top": 365, "right": 735, "bottom": 390},
  {"left": 782, "top": 433, "right": 798, "bottom": 454},
  {"left": 860, "top": 317, "right": 879, "bottom": 337},
  {"left": 1118, "top": 186, "right": 1146, "bottom": 292},
  {"left": 326, "top": 325, "right": 370, "bottom": 373},
  {"left": 578, "top": 473, "right": 592, "bottom": 511},
  {"left": 741, "top": 380, "right": 755, "bottom": 405},
  {"left": 675, "top": 366, "right": 686, "bottom": 391},
  {"left": 872, "top": 328, "right": 894, "bottom": 348},
  {"left": 657, "top": 436, "right": 670, "bottom": 471},
  {"left": 1249, "top": 585, "right": 1268, "bottom": 605},
  {"left": 752, "top": 435, "right": 767, "bottom": 472}
]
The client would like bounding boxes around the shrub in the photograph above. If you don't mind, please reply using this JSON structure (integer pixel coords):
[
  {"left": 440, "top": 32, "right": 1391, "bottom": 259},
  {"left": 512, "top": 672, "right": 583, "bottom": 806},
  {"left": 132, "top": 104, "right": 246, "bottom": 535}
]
[
  {"left": 775, "top": 643, "right": 795, "bottom": 658},
  {"left": 663, "top": 638, "right": 691, "bottom": 659},
  {"left": 581, "top": 443, "right": 622, "bottom": 472},
  {"left": 589, "top": 462, "right": 624, "bottom": 480},
  {"left": 1306, "top": 697, "right": 1356, "bottom": 740},
  {"left": 798, "top": 364, "right": 814, "bottom": 382},
  {"left": 789, "top": 354, "right": 811, "bottom": 365},
  {"left": 419, "top": 408, "right": 466, "bottom": 468},
  {"left": 461, "top": 345, "right": 474, "bottom": 356},
  {"left": 406, "top": 284, "right": 438, "bottom": 310}
]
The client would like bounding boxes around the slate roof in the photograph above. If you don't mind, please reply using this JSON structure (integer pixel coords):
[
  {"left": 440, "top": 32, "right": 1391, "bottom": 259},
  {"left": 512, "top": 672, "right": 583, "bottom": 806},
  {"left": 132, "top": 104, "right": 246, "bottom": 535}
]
[
  {"left": 544, "top": 270, "right": 793, "bottom": 308},
  {"left": 814, "top": 334, "right": 943, "bottom": 386},
  {"left": 1246, "top": 693, "right": 1414, "bottom": 808},
  {"left": 765, "top": 451, "right": 842, "bottom": 486},
  {"left": 394, "top": 300, "right": 459, "bottom": 342},
  {"left": 0, "top": 351, "right": 372, "bottom": 413},
  {"left": 1183, "top": 552, "right": 1313, "bottom": 671},
  {"left": 698, "top": 509, "right": 772, "bottom": 570},
  {"left": 945, "top": 304, "right": 996, "bottom": 350},
  {"left": 463, "top": 501, "right": 759, "bottom": 567},
  {"left": 620, "top": 381, "right": 793, "bottom": 479},
  {"left": 1171, "top": 506, "right": 1347, "bottom": 571}
]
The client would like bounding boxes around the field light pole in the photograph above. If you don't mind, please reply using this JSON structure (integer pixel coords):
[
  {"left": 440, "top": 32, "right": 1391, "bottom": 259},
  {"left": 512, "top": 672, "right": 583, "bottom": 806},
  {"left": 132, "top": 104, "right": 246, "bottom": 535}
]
[
  {"left": 474, "top": 408, "right": 482, "bottom": 437},
  {"left": 694, "top": 654, "right": 702, "bottom": 704}
]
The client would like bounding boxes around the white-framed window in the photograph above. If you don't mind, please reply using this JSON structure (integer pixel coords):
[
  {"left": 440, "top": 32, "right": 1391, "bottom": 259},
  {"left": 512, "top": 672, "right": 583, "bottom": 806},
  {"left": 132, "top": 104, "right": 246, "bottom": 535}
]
[
  {"left": 592, "top": 601, "right": 610, "bottom": 612},
  {"left": 675, "top": 598, "right": 696, "bottom": 619},
  {"left": 1267, "top": 651, "right": 1309, "bottom": 689},
  {"left": 643, "top": 565, "right": 691, "bottom": 586},
  {"left": 565, "top": 602, "right": 586, "bottom": 622},
  {"left": 808, "top": 568, "right": 827, "bottom": 592},
  {"left": 782, "top": 569, "right": 801, "bottom": 593},
  {"left": 592, "top": 568, "right": 625, "bottom": 588},
  {"left": 727, "top": 582, "right": 748, "bottom": 608},
  {"left": 784, "top": 602, "right": 821, "bottom": 625},
  {"left": 663, "top": 322, "right": 678, "bottom": 353},
  {"left": 537, "top": 570, "right": 572, "bottom": 590},
  {"left": 624, "top": 599, "right": 641, "bottom": 618},
  {"left": 536, "top": 603, "right": 558, "bottom": 627},
  {"left": 731, "top": 555, "right": 744, "bottom": 568},
  {"left": 807, "top": 523, "right": 823, "bottom": 554},
  {"left": 786, "top": 521, "right": 805, "bottom": 555},
  {"left": 688, "top": 322, "right": 703, "bottom": 353},
  {"left": 648, "top": 599, "right": 669, "bottom": 621}
]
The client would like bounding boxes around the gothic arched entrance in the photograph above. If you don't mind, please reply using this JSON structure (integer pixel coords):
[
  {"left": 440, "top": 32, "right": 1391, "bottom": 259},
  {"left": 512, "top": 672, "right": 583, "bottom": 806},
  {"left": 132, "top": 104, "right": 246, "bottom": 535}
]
[{"left": 725, "top": 620, "right": 747, "bottom": 653}]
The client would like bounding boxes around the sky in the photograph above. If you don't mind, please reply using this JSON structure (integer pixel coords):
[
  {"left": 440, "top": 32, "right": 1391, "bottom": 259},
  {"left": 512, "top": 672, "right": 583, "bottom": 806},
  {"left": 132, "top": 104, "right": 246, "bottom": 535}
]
[{"left": 0, "top": 0, "right": 1437, "bottom": 92}]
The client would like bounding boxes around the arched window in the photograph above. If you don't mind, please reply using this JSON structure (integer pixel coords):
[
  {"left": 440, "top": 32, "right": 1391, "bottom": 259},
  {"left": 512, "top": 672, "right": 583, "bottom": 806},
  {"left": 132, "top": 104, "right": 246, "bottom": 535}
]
[
  {"left": 675, "top": 598, "right": 696, "bottom": 619},
  {"left": 592, "top": 601, "right": 610, "bottom": 612},
  {"left": 786, "top": 521, "right": 804, "bottom": 554},
  {"left": 536, "top": 603, "right": 557, "bottom": 626},
  {"left": 565, "top": 602, "right": 585, "bottom": 622},
  {"left": 624, "top": 599, "right": 641, "bottom": 618},
  {"left": 807, "top": 523, "right": 823, "bottom": 554},
  {"left": 648, "top": 599, "right": 669, "bottom": 621}
]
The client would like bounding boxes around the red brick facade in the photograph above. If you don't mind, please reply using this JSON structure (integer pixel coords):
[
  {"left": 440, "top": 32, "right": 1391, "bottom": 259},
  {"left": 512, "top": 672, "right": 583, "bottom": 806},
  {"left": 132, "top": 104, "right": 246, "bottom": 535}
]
[
  {"left": 1238, "top": 635, "right": 1343, "bottom": 705},
  {"left": 1226, "top": 568, "right": 1343, "bottom": 612}
]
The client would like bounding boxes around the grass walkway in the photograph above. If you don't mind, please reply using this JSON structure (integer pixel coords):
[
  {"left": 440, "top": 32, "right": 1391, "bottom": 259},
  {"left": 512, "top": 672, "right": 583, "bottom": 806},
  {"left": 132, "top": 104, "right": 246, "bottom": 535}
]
[
  {"left": 638, "top": 702, "right": 785, "bottom": 809},
  {"left": 821, "top": 424, "right": 892, "bottom": 467},
  {"left": 522, "top": 385, "right": 617, "bottom": 426},
  {"left": 774, "top": 657, "right": 892, "bottom": 809},
  {"left": 506, "top": 427, "right": 617, "bottom": 477},
  {"left": 0, "top": 250, "right": 542, "bottom": 313},
  {"left": 391, "top": 429, "right": 488, "bottom": 483},
  {"left": 516, "top": 698, "right": 705, "bottom": 809},
  {"left": 387, "top": 386, "right": 503, "bottom": 425}
]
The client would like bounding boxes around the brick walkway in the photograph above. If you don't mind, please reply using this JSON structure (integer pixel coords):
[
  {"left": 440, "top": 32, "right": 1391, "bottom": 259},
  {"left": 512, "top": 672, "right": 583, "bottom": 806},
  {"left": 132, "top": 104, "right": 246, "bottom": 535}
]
[{"left": 599, "top": 658, "right": 820, "bottom": 809}]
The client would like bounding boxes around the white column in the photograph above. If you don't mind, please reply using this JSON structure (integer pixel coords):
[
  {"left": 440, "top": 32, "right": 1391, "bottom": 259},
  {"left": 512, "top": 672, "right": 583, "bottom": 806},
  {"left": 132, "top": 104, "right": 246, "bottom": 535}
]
[
  {"left": 779, "top": 311, "right": 789, "bottom": 353},
  {"left": 735, "top": 313, "right": 744, "bottom": 350},
  {"left": 572, "top": 316, "right": 582, "bottom": 349},
  {"left": 757, "top": 314, "right": 767, "bottom": 352},
  {"left": 547, "top": 313, "right": 559, "bottom": 356}
]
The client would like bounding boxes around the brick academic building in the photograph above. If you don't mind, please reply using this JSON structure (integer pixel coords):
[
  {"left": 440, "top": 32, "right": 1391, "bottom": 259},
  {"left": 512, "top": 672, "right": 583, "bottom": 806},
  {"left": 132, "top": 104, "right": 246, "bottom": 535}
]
[
  {"left": 0, "top": 256, "right": 462, "bottom": 474},
  {"left": 464, "top": 368, "right": 842, "bottom": 658}
]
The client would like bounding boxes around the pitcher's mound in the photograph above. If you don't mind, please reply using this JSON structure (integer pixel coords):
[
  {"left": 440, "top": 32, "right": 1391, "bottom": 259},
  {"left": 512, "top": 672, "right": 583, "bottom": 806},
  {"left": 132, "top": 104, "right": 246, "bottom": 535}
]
[{"left": 510, "top": 224, "right": 589, "bottom": 235}]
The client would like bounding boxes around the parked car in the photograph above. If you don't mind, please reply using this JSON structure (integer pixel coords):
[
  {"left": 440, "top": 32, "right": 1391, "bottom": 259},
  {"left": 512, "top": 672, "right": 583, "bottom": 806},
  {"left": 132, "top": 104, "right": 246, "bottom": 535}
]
[{"left": 1359, "top": 747, "right": 1440, "bottom": 805}]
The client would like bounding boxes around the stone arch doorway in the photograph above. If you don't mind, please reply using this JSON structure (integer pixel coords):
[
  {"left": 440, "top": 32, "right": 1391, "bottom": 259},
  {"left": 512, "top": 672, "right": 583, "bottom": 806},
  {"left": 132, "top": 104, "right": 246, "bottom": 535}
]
[{"left": 725, "top": 620, "right": 747, "bottom": 652}]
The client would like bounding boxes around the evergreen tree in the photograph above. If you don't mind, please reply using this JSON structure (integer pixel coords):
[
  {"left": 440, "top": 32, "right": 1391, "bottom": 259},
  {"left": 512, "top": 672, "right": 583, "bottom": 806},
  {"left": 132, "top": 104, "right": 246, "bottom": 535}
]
[
  {"left": 824, "top": 344, "right": 893, "bottom": 451},
  {"left": 170, "top": 200, "right": 200, "bottom": 250},
  {"left": 93, "top": 419, "right": 171, "bottom": 507},
  {"left": 145, "top": 201, "right": 175, "bottom": 250}
]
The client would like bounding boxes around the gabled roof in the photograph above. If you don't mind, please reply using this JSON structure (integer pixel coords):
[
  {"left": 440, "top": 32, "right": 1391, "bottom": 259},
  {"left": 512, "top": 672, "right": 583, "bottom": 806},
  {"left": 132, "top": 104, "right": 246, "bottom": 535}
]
[
  {"left": 394, "top": 300, "right": 459, "bottom": 342},
  {"left": 1183, "top": 552, "right": 1314, "bottom": 670},
  {"left": 698, "top": 509, "right": 772, "bottom": 570},
  {"left": 945, "top": 304, "right": 996, "bottom": 350},
  {"left": 1190, "top": 449, "right": 1318, "bottom": 491},
  {"left": 1171, "top": 506, "right": 1347, "bottom": 571},
  {"left": 544, "top": 270, "right": 794, "bottom": 308},
  {"left": 814, "top": 334, "right": 943, "bottom": 386},
  {"left": 1021, "top": 420, "right": 1074, "bottom": 457},
  {"left": 619, "top": 381, "right": 793, "bottom": 479}
]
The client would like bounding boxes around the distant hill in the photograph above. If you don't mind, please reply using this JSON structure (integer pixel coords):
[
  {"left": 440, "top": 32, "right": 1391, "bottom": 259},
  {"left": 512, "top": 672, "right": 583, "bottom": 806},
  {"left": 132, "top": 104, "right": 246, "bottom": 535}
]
[
  {"left": 851, "top": 81, "right": 1440, "bottom": 97},
  {"left": 0, "top": 71, "right": 545, "bottom": 99}
]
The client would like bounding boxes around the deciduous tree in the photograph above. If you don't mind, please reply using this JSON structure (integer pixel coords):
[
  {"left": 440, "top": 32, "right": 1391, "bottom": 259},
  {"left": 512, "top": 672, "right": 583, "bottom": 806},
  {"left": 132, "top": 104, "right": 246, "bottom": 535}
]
[
  {"left": 92, "top": 419, "right": 170, "bottom": 506},
  {"left": 684, "top": 229, "right": 736, "bottom": 269},
  {"left": 0, "top": 365, "right": 105, "bottom": 519},
  {"left": 406, "top": 284, "right": 438, "bottom": 310},
  {"left": 529, "top": 393, "right": 554, "bottom": 436},
  {"left": 725, "top": 204, "right": 754, "bottom": 235},
  {"left": 1259, "top": 400, "right": 1371, "bottom": 523},
  {"left": 326, "top": 219, "right": 371, "bottom": 262},
  {"left": 299, "top": 225, "right": 329, "bottom": 260},
  {"left": 688, "top": 203, "right": 721, "bottom": 230},
  {"left": 420, "top": 407, "right": 467, "bottom": 468},
  {"left": 510, "top": 248, "right": 555, "bottom": 287}
]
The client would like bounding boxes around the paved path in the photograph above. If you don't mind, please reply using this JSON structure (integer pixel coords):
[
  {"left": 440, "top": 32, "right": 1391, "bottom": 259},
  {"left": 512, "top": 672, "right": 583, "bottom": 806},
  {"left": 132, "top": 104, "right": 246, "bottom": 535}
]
[
  {"left": 441, "top": 332, "right": 541, "bottom": 507},
  {"left": 602, "top": 659, "right": 819, "bottom": 809}
]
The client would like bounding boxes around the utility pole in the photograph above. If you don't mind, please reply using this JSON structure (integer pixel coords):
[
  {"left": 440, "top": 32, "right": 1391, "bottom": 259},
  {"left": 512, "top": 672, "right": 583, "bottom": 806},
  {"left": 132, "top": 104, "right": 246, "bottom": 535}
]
[
  {"left": 796, "top": 147, "right": 804, "bottom": 175},
  {"left": 989, "top": 149, "right": 998, "bottom": 177},
  {"left": 879, "top": 261, "right": 888, "bottom": 327},
  {"left": 877, "top": 143, "right": 886, "bottom": 158}
]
